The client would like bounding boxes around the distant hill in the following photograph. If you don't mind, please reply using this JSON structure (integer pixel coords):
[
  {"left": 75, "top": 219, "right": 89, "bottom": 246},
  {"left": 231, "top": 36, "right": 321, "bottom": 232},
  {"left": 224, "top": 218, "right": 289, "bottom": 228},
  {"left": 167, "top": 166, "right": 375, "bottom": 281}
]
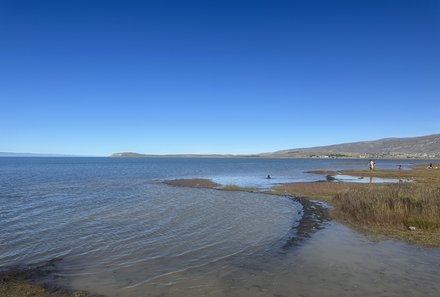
[
  {"left": 267, "top": 134, "right": 440, "bottom": 159},
  {"left": 111, "top": 134, "right": 440, "bottom": 159},
  {"left": 0, "top": 152, "right": 77, "bottom": 157},
  {"left": 110, "top": 152, "right": 260, "bottom": 158}
]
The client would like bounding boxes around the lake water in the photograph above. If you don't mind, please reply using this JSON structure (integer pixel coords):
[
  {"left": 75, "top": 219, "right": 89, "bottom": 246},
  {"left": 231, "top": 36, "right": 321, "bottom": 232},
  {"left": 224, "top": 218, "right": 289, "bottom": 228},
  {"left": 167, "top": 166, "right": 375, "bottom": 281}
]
[{"left": 1, "top": 157, "right": 440, "bottom": 297}]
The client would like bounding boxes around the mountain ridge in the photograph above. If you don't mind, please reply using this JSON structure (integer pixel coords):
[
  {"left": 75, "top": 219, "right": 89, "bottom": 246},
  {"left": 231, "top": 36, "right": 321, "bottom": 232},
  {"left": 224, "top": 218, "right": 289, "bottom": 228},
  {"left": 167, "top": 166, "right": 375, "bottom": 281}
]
[
  {"left": 112, "top": 134, "right": 440, "bottom": 159},
  {"left": 267, "top": 134, "right": 440, "bottom": 158}
]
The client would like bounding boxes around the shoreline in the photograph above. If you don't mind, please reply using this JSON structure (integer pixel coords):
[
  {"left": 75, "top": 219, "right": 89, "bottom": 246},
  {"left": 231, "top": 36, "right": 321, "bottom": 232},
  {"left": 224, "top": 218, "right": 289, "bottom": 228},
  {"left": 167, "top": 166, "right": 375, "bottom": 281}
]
[
  {"left": 164, "top": 163, "right": 440, "bottom": 247},
  {"left": 0, "top": 259, "right": 97, "bottom": 297},
  {"left": 3, "top": 165, "right": 438, "bottom": 296},
  {"left": 164, "top": 178, "right": 332, "bottom": 246},
  {"left": 110, "top": 155, "right": 440, "bottom": 160}
]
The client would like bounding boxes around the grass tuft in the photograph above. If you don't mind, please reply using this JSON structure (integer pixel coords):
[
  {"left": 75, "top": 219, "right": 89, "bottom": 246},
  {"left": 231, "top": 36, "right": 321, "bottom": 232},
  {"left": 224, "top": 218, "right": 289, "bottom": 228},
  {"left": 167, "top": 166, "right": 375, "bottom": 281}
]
[
  {"left": 164, "top": 178, "right": 220, "bottom": 188},
  {"left": 219, "top": 184, "right": 259, "bottom": 192},
  {"left": 333, "top": 183, "right": 440, "bottom": 230}
]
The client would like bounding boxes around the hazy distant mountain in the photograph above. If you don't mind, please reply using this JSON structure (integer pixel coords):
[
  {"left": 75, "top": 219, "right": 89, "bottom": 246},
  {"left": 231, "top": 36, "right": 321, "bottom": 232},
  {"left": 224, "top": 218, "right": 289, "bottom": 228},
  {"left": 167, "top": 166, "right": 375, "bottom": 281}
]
[
  {"left": 111, "top": 152, "right": 259, "bottom": 158},
  {"left": 0, "top": 152, "right": 77, "bottom": 157},
  {"left": 111, "top": 134, "right": 440, "bottom": 159},
  {"left": 268, "top": 134, "right": 440, "bottom": 158}
]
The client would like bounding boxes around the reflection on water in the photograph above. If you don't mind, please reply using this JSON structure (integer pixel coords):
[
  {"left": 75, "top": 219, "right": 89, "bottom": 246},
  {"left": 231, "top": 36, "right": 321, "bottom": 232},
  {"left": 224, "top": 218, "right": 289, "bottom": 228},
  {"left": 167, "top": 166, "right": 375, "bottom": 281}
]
[
  {"left": 211, "top": 175, "right": 302, "bottom": 188},
  {"left": 332, "top": 174, "right": 411, "bottom": 183},
  {"left": 1, "top": 157, "right": 440, "bottom": 297}
]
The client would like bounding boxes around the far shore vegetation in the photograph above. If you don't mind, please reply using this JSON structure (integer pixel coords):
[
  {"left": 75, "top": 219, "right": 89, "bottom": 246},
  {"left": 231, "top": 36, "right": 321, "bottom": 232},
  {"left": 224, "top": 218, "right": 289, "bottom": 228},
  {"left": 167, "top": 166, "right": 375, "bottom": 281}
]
[{"left": 165, "top": 163, "right": 440, "bottom": 246}]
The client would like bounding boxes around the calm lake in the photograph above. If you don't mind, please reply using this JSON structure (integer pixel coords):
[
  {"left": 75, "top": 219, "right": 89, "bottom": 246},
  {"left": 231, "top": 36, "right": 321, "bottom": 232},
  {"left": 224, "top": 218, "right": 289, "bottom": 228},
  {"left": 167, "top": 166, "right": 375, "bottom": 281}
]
[{"left": 1, "top": 157, "right": 440, "bottom": 297}]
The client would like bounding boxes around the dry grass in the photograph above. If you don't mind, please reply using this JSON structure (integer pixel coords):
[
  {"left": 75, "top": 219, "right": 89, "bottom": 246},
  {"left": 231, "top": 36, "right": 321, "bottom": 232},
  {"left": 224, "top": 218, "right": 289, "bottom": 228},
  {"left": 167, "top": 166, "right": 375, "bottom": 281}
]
[
  {"left": 164, "top": 178, "right": 220, "bottom": 188},
  {"left": 219, "top": 184, "right": 259, "bottom": 191},
  {"left": 332, "top": 183, "right": 440, "bottom": 246},
  {"left": 276, "top": 165, "right": 440, "bottom": 246},
  {"left": 333, "top": 184, "right": 440, "bottom": 229},
  {"left": 165, "top": 179, "right": 261, "bottom": 192},
  {"left": 273, "top": 181, "right": 370, "bottom": 201}
]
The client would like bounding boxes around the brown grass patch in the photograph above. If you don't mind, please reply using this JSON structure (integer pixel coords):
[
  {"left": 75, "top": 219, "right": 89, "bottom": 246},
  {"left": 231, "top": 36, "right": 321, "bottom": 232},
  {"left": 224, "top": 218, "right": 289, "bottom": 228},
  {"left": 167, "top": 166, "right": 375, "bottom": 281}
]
[
  {"left": 333, "top": 183, "right": 440, "bottom": 229},
  {"left": 273, "top": 181, "right": 370, "bottom": 201},
  {"left": 274, "top": 177, "right": 440, "bottom": 246},
  {"left": 219, "top": 184, "right": 260, "bottom": 192},
  {"left": 164, "top": 178, "right": 220, "bottom": 188}
]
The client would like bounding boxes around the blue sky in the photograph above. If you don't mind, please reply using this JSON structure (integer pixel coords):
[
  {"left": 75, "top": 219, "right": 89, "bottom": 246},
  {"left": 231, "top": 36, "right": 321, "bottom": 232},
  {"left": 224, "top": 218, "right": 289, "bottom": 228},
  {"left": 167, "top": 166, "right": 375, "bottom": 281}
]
[{"left": 1, "top": 0, "right": 439, "bottom": 155}]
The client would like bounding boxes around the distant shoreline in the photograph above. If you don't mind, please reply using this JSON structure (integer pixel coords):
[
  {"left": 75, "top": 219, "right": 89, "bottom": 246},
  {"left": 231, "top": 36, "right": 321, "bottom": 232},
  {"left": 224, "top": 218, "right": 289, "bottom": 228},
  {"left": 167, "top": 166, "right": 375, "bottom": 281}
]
[
  {"left": 2, "top": 154, "right": 440, "bottom": 160},
  {"left": 110, "top": 154, "right": 440, "bottom": 160},
  {"left": 110, "top": 133, "right": 440, "bottom": 159}
]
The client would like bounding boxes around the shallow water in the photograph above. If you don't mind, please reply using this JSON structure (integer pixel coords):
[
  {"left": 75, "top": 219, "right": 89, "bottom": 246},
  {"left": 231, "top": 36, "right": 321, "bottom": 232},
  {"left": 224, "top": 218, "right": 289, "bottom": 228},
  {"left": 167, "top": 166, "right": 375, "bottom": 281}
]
[
  {"left": 1, "top": 157, "right": 440, "bottom": 297},
  {"left": 332, "top": 174, "right": 410, "bottom": 183}
]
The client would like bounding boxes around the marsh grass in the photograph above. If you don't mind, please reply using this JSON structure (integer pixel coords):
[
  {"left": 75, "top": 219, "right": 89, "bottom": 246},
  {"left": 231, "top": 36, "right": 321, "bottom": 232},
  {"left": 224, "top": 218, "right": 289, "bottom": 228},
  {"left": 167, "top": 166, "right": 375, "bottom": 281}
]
[
  {"left": 333, "top": 183, "right": 440, "bottom": 230},
  {"left": 275, "top": 178, "right": 440, "bottom": 246},
  {"left": 164, "top": 178, "right": 220, "bottom": 188},
  {"left": 219, "top": 184, "right": 260, "bottom": 192},
  {"left": 164, "top": 179, "right": 260, "bottom": 192}
]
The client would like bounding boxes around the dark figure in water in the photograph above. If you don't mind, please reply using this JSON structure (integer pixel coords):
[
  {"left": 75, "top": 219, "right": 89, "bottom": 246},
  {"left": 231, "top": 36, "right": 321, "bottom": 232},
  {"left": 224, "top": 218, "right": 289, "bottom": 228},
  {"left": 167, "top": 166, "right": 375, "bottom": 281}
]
[
  {"left": 398, "top": 165, "right": 402, "bottom": 170},
  {"left": 267, "top": 175, "right": 271, "bottom": 179}
]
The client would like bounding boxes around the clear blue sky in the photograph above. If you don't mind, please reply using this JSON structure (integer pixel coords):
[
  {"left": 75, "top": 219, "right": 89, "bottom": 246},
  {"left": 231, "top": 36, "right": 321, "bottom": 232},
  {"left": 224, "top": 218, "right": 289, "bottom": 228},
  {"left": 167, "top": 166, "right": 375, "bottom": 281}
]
[{"left": 1, "top": 0, "right": 439, "bottom": 156}]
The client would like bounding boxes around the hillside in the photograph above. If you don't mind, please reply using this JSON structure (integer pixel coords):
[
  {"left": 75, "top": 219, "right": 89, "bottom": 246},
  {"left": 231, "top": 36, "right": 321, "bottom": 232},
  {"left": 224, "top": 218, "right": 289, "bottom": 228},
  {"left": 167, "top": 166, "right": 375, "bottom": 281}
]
[
  {"left": 110, "top": 152, "right": 259, "bottom": 158},
  {"left": 268, "top": 134, "right": 440, "bottom": 158},
  {"left": 111, "top": 134, "right": 440, "bottom": 159}
]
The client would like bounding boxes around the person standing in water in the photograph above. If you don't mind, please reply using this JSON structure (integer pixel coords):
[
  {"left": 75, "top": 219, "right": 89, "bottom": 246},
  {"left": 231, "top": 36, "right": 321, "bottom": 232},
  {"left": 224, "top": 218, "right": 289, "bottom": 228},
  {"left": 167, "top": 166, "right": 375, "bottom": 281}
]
[{"left": 369, "top": 160, "right": 375, "bottom": 171}]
